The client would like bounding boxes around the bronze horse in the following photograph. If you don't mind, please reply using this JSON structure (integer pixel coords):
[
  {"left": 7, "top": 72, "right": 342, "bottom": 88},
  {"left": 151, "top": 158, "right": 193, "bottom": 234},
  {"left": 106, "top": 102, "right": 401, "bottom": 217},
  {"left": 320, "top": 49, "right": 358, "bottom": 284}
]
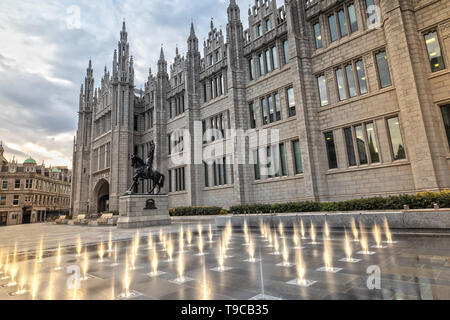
[{"left": 127, "top": 155, "right": 165, "bottom": 195}]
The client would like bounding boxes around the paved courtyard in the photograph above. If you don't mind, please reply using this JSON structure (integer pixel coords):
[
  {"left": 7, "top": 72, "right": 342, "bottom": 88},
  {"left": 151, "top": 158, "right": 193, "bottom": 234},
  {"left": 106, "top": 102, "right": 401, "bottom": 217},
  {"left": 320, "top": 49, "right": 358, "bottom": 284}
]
[{"left": 0, "top": 222, "right": 449, "bottom": 300}]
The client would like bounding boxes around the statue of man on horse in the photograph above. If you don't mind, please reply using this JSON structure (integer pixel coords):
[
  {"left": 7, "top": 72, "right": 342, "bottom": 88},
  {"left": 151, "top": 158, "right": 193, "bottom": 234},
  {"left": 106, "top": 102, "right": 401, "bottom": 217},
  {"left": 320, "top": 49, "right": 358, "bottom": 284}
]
[{"left": 127, "top": 141, "right": 165, "bottom": 195}]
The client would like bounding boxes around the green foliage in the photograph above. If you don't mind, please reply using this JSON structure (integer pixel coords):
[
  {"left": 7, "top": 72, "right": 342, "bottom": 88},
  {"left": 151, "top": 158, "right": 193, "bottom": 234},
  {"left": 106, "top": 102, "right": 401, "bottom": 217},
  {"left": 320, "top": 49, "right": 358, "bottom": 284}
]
[
  {"left": 169, "top": 206, "right": 225, "bottom": 216},
  {"left": 229, "top": 190, "right": 450, "bottom": 214}
]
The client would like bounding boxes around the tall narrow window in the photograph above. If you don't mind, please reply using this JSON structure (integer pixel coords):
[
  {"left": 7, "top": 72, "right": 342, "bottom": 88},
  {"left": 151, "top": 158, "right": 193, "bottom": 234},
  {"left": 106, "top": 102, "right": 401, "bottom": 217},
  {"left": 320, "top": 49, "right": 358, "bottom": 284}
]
[
  {"left": 287, "top": 88, "right": 296, "bottom": 117},
  {"left": 249, "top": 103, "right": 256, "bottom": 129},
  {"left": 338, "top": 9, "right": 348, "bottom": 37},
  {"left": 261, "top": 98, "right": 268, "bottom": 125},
  {"left": 314, "top": 23, "right": 322, "bottom": 49},
  {"left": 345, "top": 64, "right": 357, "bottom": 98},
  {"left": 280, "top": 143, "right": 287, "bottom": 176},
  {"left": 283, "top": 40, "right": 290, "bottom": 64},
  {"left": 347, "top": 4, "right": 358, "bottom": 33},
  {"left": 265, "top": 50, "right": 272, "bottom": 73},
  {"left": 336, "top": 68, "right": 347, "bottom": 100},
  {"left": 272, "top": 46, "right": 279, "bottom": 70},
  {"left": 257, "top": 24, "right": 262, "bottom": 37},
  {"left": 268, "top": 95, "right": 274, "bottom": 123},
  {"left": 375, "top": 51, "right": 392, "bottom": 88},
  {"left": 441, "top": 104, "right": 450, "bottom": 147},
  {"left": 354, "top": 125, "right": 368, "bottom": 165},
  {"left": 266, "top": 146, "right": 273, "bottom": 178},
  {"left": 259, "top": 53, "right": 265, "bottom": 76},
  {"left": 328, "top": 15, "right": 338, "bottom": 42},
  {"left": 344, "top": 127, "right": 357, "bottom": 166},
  {"left": 274, "top": 93, "right": 281, "bottom": 121},
  {"left": 213, "top": 162, "right": 217, "bottom": 186},
  {"left": 293, "top": 140, "right": 303, "bottom": 174},
  {"left": 249, "top": 58, "right": 255, "bottom": 80},
  {"left": 204, "top": 162, "right": 209, "bottom": 187},
  {"left": 355, "top": 60, "right": 368, "bottom": 94},
  {"left": 424, "top": 31, "right": 446, "bottom": 72},
  {"left": 266, "top": 19, "right": 271, "bottom": 32},
  {"left": 324, "top": 132, "right": 338, "bottom": 169},
  {"left": 223, "top": 157, "right": 227, "bottom": 185},
  {"left": 387, "top": 117, "right": 406, "bottom": 160},
  {"left": 317, "top": 76, "right": 329, "bottom": 106},
  {"left": 366, "top": 122, "right": 380, "bottom": 163},
  {"left": 253, "top": 149, "right": 261, "bottom": 180},
  {"left": 169, "top": 170, "right": 172, "bottom": 192}
]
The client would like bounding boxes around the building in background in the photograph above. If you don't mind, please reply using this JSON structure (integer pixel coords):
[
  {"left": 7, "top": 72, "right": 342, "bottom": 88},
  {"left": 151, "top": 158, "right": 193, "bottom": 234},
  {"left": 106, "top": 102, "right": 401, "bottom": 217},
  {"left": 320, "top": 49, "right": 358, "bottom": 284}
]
[
  {"left": 0, "top": 142, "right": 71, "bottom": 226},
  {"left": 71, "top": 0, "right": 450, "bottom": 216}
]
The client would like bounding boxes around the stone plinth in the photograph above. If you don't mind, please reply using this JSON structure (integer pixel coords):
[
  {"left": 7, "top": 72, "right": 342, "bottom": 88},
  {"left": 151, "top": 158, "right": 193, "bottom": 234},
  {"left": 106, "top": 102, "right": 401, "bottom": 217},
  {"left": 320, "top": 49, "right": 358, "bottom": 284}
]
[{"left": 118, "top": 194, "right": 171, "bottom": 229}]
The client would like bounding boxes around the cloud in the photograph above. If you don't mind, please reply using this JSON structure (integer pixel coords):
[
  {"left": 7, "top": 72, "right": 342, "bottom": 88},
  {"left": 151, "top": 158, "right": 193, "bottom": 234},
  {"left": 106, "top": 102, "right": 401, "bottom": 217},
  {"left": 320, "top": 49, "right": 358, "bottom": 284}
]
[{"left": 0, "top": 0, "right": 253, "bottom": 168}]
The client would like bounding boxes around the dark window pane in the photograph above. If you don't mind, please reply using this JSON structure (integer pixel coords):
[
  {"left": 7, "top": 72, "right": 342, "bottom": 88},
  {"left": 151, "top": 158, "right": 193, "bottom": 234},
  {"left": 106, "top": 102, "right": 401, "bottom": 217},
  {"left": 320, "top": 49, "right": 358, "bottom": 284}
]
[
  {"left": 441, "top": 105, "right": 450, "bottom": 147},
  {"left": 283, "top": 40, "right": 290, "bottom": 64},
  {"left": 203, "top": 162, "right": 208, "bottom": 187},
  {"left": 253, "top": 149, "right": 261, "bottom": 180},
  {"left": 376, "top": 51, "right": 392, "bottom": 88},
  {"left": 261, "top": 98, "right": 268, "bottom": 125},
  {"left": 268, "top": 95, "right": 274, "bottom": 123},
  {"left": 314, "top": 23, "right": 322, "bottom": 49},
  {"left": 324, "top": 132, "right": 338, "bottom": 169},
  {"left": 267, "top": 146, "right": 273, "bottom": 178},
  {"left": 348, "top": 4, "right": 358, "bottom": 33},
  {"left": 265, "top": 50, "right": 272, "bottom": 73},
  {"left": 387, "top": 117, "right": 406, "bottom": 160},
  {"left": 356, "top": 60, "right": 368, "bottom": 94},
  {"left": 424, "top": 31, "right": 446, "bottom": 72},
  {"left": 249, "top": 58, "right": 254, "bottom": 80},
  {"left": 344, "top": 127, "right": 357, "bottom": 166},
  {"left": 338, "top": 9, "right": 348, "bottom": 37},
  {"left": 355, "top": 125, "right": 368, "bottom": 165},
  {"left": 345, "top": 64, "right": 357, "bottom": 98},
  {"left": 328, "top": 15, "right": 338, "bottom": 42},
  {"left": 249, "top": 103, "right": 256, "bottom": 129},
  {"left": 274, "top": 93, "right": 281, "bottom": 121},
  {"left": 293, "top": 140, "right": 303, "bottom": 174},
  {"left": 280, "top": 143, "right": 287, "bottom": 176},
  {"left": 259, "top": 53, "right": 265, "bottom": 76}
]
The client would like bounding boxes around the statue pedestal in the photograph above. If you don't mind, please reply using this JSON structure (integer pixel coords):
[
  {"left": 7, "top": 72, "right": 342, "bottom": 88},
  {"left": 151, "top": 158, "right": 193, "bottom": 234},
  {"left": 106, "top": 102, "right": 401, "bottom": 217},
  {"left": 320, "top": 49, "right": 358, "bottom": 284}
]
[{"left": 117, "top": 194, "right": 171, "bottom": 229}]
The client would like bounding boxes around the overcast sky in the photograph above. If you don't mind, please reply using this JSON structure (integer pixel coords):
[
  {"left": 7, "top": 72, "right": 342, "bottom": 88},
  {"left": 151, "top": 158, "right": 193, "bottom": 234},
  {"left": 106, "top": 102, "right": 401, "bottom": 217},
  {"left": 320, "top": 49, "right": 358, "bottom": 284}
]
[{"left": 0, "top": 0, "right": 254, "bottom": 168}]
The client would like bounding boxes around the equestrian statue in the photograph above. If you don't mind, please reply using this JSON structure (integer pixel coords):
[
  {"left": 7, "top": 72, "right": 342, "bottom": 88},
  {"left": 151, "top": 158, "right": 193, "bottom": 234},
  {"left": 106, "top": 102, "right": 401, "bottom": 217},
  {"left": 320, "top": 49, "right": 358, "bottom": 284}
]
[{"left": 127, "top": 141, "right": 165, "bottom": 195}]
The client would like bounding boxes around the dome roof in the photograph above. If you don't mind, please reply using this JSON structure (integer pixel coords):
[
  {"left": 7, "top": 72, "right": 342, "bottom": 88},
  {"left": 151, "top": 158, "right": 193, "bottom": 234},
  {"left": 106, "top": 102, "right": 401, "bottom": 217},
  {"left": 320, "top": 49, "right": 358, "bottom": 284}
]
[{"left": 24, "top": 157, "right": 37, "bottom": 165}]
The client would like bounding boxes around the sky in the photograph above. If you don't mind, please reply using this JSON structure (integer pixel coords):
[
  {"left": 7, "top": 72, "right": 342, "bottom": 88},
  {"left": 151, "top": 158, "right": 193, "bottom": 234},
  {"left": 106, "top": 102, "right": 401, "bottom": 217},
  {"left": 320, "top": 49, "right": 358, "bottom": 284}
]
[{"left": 0, "top": 0, "right": 255, "bottom": 169}]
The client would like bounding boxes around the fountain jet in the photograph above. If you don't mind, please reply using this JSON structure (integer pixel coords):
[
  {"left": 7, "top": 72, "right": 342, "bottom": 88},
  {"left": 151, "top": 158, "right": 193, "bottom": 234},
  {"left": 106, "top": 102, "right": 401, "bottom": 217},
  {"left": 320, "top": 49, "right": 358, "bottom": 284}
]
[
  {"left": 287, "top": 249, "right": 316, "bottom": 287},
  {"left": 339, "top": 229, "right": 361, "bottom": 263}
]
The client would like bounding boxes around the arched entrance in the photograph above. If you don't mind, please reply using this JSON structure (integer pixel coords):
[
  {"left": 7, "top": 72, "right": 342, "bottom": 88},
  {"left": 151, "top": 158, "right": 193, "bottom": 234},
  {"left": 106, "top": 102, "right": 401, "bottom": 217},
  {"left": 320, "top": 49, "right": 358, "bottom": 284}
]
[{"left": 95, "top": 179, "right": 110, "bottom": 214}]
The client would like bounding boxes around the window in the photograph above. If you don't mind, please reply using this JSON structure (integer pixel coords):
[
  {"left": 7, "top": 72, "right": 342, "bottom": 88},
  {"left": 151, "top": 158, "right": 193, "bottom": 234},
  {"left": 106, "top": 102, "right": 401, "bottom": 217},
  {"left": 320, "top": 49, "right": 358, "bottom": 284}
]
[
  {"left": 268, "top": 95, "right": 274, "bottom": 123},
  {"left": 0, "top": 196, "right": 6, "bottom": 206},
  {"left": 337, "top": 9, "right": 348, "bottom": 37},
  {"left": 261, "top": 98, "right": 268, "bottom": 125},
  {"left": 441, "top": 105, "right": 450, "bottom": 147},
  {"left": 355, "top": 60, "right": 368, "bottom": 94},
  {"left": 336, "top": 68, "right": 347, "bottom": 100},
  {"left": 25, "top": 179, "right": 32, "bottom": 189},
  {"left": 265, "top": 50, "right": 272, "bottom": 73},
  {"left": 249, "top": 58, "right": 255, "bottom": 80},
  {"left": 259, "top": 53, "right": 265, "bottom": 76},
  {"left": 314, "top": 23, "right": 322, "bottom": 49},
  {"left": 280, "top": 144, "right": 287, "bottom": 176},
  {"left": 366, "top": 122, "right": 380, "bottom": 163},
  {"left": 283, "top": 40, "right": 290, "bottom": 64},
  {"left": 324, "top": 132, "right": 338, "bottom": 169},
  {"left": 424, "top": 31, "right": 445, "bottom": 72},
  {"left": 292, "top": 140, "right": 303, "bottom": 174},
  {"left": 223, "top": 157, "right": 227, "bottom": 185},
  {"left": 257, "top": 24, "right": 262, "bottom": 37},
  {"left": 169, "top": 170, "right": 172, "bottom": 192},
  {"left": 345, "top": 64, "right": 357, "bottom": 98},
  {"left": 13, "top": 195, "right": 19, "bottom": 206},
  {"left": 387, "top": 117, "right": 406, "bottom": 160},
  {"left": 347, "top": 4, "right": 358, "bottom": 33},
  {"left": 365, "top": 0, "right": 375, "bottom": 22},
  {"left": 1, "top": 180, "right": 7, "bottom": 190},
  {"left": 328, "top": 15, "right": 338, "bottom": 42},
  {"left": 354, "top": 125, "right": 368, "bottom": 165},
  {"left": 375, "top": 51, "right": 392, "bottom": 88},
  {"left": 266, "top": 19, "right": 271, "bottom": 32},
  {"left": 317, "top": 76, "right": 329, "bottom": 106},
  {"left": 253, "top": 149, "right": 261, "bottom": 180},
  {"left": 14, "top": 179, "right": 20, "bottom": 189},
  {"left": 272, "top": 46, "right": 279, "bottom": 70},
  {"left": 249, "top": 103, "right": 256, "bottom": 129},
  {"left": 287, "top": 88, "right": 296, "bottom": 117},
  {"left": 274, "top": 93, "right": 281, "bottom": 121},
  {"left": 344, "top": 127, "right": 357, "bottom": 166}
]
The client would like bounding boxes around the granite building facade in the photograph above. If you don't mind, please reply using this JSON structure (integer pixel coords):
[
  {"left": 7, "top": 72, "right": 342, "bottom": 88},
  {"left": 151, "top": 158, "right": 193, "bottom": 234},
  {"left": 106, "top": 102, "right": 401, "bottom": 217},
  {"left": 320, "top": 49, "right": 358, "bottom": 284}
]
[{"left": 71, "top": 0, "right": 450, "bottom": 216}]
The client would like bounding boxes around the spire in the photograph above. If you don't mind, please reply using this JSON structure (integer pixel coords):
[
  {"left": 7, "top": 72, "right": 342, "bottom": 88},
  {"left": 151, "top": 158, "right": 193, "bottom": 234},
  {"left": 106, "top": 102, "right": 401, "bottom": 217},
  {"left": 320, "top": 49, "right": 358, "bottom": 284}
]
[
  {"left": 211, "top": 17, "right": 214, "bottom": 30},
  {"left": 122, "top": 19, "right": 126, "bottom": 32},
  {"left": 120, "top": 19, "right": 128, "bottom": 42},
  {"left": 159, "top": 45, "right": 165, "bottom": 60},
  {"left": 158, "top": 45, "right": 167, "bottom": 74},
  {"left": 188, "top": 22, "right": 199, "bottom": 52},
  {"left": 228, "top": 0, "right": 240, "bottom": 21},
  {"left": 190, "top": 22, "right": 196, "bottom": 37}
]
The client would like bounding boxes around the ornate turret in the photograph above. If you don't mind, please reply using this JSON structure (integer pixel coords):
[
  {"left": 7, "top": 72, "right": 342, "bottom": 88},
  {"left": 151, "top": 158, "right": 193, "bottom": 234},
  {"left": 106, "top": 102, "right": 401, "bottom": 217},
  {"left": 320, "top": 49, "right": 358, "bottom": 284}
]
[{"left": 0, "top": 141, "right": 7, "bottom": 165}]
